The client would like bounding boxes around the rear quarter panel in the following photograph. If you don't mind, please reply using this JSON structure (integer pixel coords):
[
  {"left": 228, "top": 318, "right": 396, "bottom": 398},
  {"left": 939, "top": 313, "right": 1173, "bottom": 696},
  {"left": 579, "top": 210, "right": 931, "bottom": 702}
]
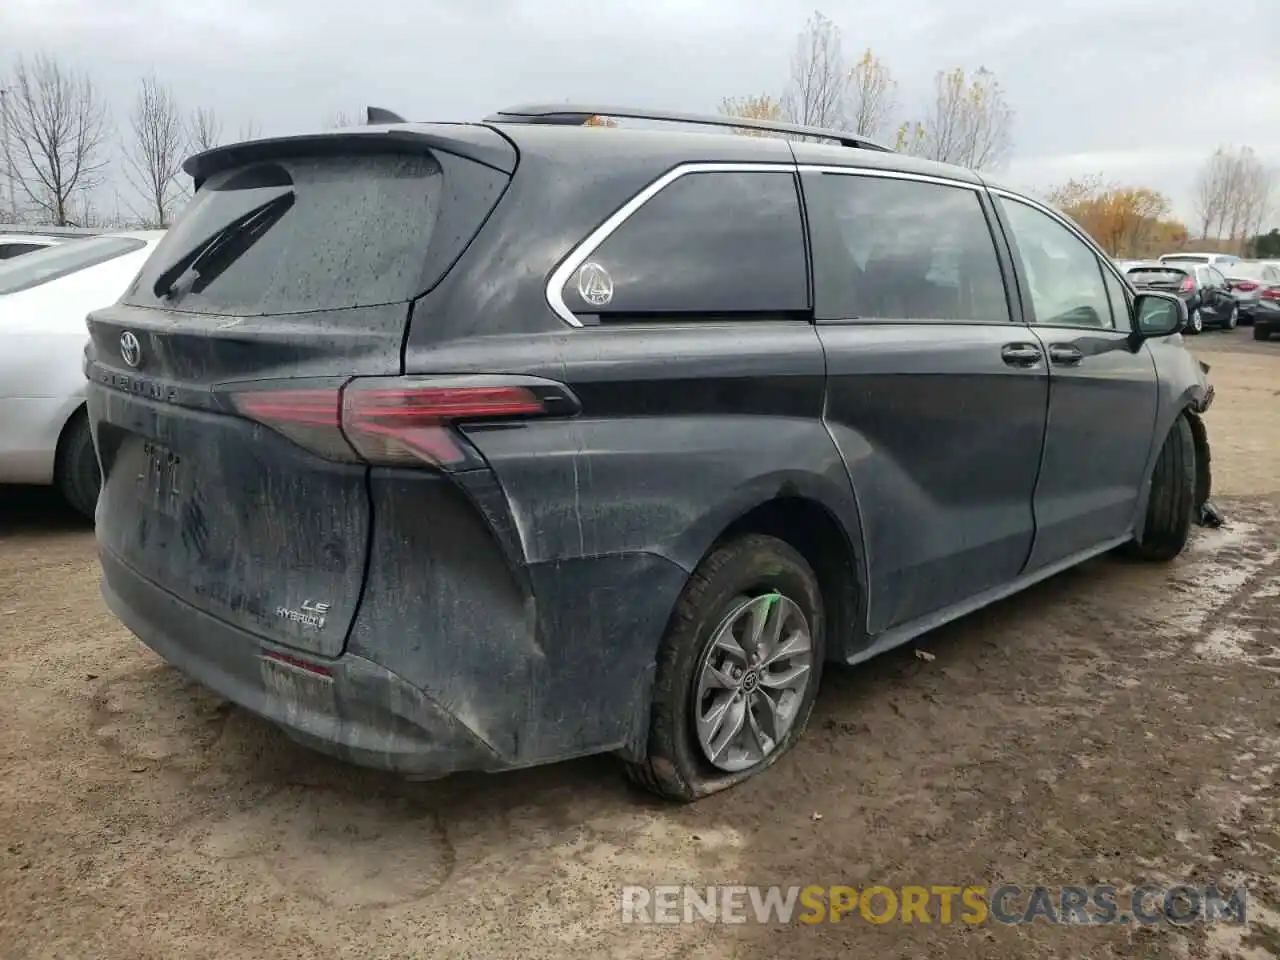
[{"left": 392, "top": 324, "right": 864, "bottom": 765}]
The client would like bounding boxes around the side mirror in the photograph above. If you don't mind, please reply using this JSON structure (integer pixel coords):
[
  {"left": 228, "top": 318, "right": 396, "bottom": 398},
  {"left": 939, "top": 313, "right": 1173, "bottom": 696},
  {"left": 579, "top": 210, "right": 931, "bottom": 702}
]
[{"left": 1133, "top": 291, "right": 1186, "bottom": 339}]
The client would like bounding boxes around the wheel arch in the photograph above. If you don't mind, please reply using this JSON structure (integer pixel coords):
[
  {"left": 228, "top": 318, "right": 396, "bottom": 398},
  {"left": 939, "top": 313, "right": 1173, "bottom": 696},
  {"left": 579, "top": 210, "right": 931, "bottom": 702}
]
[{"left": 673, "top": 485, "right": 869, "bottom": 663}]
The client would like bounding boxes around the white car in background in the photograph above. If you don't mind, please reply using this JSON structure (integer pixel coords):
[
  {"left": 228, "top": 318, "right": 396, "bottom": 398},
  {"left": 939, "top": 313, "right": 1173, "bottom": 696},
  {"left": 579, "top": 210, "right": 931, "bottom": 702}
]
[{"left": 0, "top": 231, "right": 164, "bottom": 517}]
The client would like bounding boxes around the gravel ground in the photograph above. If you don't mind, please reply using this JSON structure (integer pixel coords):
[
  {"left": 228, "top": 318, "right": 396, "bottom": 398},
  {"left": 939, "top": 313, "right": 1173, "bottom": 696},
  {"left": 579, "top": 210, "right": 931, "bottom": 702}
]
[{"left": 1, "top": 327, "right": 1277, "bottom": 960}]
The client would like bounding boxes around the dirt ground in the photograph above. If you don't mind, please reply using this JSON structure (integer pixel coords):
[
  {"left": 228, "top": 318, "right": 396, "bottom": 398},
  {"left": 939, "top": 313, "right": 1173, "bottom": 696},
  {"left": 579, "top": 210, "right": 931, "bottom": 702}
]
[{"left": 1, "top": 330, "right": 1277, "bottom": 960}]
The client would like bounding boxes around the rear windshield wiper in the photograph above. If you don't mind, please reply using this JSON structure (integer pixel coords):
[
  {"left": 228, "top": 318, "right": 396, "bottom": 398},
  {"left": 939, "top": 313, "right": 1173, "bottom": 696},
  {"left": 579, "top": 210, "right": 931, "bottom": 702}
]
[{"left": 153, "top": 191, "right": 295, "bottom": 300}]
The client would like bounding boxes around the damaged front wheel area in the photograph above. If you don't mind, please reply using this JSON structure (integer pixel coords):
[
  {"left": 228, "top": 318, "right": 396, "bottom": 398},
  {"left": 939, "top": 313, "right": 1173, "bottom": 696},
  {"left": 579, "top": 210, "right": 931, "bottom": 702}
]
[{"left": 624, "top": 534, "right": 825, "bottom": 802}]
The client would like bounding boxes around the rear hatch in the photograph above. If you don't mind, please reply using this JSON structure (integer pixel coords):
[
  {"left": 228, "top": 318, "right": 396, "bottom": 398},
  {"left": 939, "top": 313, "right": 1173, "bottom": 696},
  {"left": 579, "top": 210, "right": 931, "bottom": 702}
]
[{"left": 87, "top": 129, "right": 515, "bottom": 657}]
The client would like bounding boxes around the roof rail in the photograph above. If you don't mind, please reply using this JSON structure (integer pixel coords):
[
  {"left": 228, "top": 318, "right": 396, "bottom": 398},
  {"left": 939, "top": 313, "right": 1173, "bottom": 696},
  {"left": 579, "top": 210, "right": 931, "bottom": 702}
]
[
  {"left": 484, "top": 103, "right": 894, "bottom": 152},
  {"left": 366, "top": 106, "right": 407, "bottom": 124}
]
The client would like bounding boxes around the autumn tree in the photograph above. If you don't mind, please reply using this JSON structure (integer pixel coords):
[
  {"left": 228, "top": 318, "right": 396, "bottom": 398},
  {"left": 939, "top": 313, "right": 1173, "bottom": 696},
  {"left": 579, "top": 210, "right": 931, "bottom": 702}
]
[
  {"left": 898, "top": 66, "right": 1013, "bottom": 170},
  {"left": 188, "top": 106, "right": 222, "bottom": 152},
  {"left": 846, "top": 48, "right": 895, "bottom": 138},
  {"left": 782, "top": 10, "right": 847, "bottom": 129},
  {"left": 717, "top": 94, "right": 784, "bottom": 136},
  {"left": 1048, "top": 176, "right": 1187, "bottom": 257},
  {"left": 583, "top": 115, "right": 618, "bottom": 127},
  {"left": 3, "top": 55, "right": 110, "bottom": 225},
  {"left": 125, "top": 75, "right": 188, "bottom": 227}
]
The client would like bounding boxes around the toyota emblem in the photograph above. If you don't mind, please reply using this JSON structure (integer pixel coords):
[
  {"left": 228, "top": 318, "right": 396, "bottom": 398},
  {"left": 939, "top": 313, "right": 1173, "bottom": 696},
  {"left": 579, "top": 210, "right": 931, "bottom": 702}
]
[{"left": 119, "top": 331, "right": 142, "bottom": 368}]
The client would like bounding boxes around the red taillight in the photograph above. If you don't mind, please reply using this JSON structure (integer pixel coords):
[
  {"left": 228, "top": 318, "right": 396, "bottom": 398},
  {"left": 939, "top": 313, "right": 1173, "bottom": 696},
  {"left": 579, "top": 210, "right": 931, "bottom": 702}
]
[
  {"left": 1179, "top": 277, "right": 1194, "bottom": 292},
  {"left": 231, "top": 388, "right": 353, "bottom": 461},
  {"left": 1262, "top": 287, "right": 1280, "bottom": 301},
  {"left": 1231, "top": 280, "right": 1258, "bottom": 292},
  {"left": 230, "top": 377, "right": 572, "bottom": 469},
  {"left": 343, "top": 383, "right": 546, "bottom": 467}
]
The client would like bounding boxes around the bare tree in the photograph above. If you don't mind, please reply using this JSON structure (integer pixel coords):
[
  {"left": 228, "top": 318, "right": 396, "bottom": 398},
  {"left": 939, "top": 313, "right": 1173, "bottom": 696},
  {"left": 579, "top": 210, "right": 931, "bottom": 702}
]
[
  {"left": 905, "top": 66, "right": 1013, "bottom": 170},
  {"left": 846, "top": 48, "right": 896, "bottom": 138},
  {"left": 781, "top": 11, "right": 847, "bottom": 129},
  {"left": 1192, "top": 147, "right": 1227, "bottom": 239},
  {"left": 1223, "top": 147, "right": 1274, "bottom": 247},
  {"left": 3, "top": 55, "right": 110, "bottom": 225},
  {"left": 238, "top": 120, "right": 262, "bottom": 141},
  {"left": 329, "top": 110, "right": 358, "bottom": 128},
  {"left": 188, "top": 106, "right": 223, "bottom": 152},
  {"left": 1194, "top": 145, "right": 1277, "bottom": 249},
  {"left": 125, "top": 76, "right": 188, "bottom": 227}
]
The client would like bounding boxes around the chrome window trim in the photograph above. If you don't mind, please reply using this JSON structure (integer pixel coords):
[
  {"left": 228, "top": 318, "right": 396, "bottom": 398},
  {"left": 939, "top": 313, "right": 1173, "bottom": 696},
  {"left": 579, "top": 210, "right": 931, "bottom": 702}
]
[
  {"left": 799, "top": 165, "right": 984, "bottom": 192},
  {"left": 545, "top": 161, "right": 984, "bottom": 327}
]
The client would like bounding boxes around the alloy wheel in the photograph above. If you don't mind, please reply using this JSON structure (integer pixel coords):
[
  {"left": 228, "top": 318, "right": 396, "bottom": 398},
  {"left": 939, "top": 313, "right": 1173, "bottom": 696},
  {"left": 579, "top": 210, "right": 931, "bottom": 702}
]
[{"left": 693, "top": 592, "right": 814, "bottom": 773}]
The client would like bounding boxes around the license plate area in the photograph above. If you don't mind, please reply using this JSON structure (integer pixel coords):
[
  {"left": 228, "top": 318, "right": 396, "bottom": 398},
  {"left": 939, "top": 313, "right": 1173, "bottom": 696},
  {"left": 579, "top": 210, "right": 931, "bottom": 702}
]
[{"left": 138, "top": 440, "right": 186, "bottom": 519}]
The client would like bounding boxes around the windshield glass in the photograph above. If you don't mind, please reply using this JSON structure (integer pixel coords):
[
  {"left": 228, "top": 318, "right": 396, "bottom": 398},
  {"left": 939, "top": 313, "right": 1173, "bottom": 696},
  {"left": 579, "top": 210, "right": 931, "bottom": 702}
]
[{"left": 0, "top": 236, "right": 146, "bottom": 295}]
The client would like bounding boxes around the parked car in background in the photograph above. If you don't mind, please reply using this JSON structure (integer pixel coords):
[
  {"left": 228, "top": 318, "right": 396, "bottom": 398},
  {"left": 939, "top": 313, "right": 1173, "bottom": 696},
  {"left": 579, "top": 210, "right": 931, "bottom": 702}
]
[
  {"left": 0, "top": 231, "right": 165, "bottom": 517},
  {"left": 1224, "top": 261, "right": 1280, "bottom": 326},
  {"left": 84, "top": 105, "right": 1210, "bottom": 801},
  {"left": 1244, "top": 268, "right": 1280, "bottom": 342},
  {"left": 1159, "top": 252, "right": 1241, "bottom": 268},
  {"left": 1125, "top": 261, "right": 1238, "bottom": 333},
  {"left": 0, "top": 232, "right": 67, "bottom": 260}
]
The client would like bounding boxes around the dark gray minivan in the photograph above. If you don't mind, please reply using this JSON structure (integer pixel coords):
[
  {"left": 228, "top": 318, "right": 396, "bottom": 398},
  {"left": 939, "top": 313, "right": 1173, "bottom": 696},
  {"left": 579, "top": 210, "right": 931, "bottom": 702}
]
[{"left": 85, "top": 105, "right": 1213, "bottom": 802}]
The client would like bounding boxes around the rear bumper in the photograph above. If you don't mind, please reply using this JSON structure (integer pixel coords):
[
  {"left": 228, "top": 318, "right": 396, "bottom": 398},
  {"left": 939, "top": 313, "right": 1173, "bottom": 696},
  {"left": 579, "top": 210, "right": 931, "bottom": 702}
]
[{"left": 99, "top": 546, "right": 501, "bottom": 776}]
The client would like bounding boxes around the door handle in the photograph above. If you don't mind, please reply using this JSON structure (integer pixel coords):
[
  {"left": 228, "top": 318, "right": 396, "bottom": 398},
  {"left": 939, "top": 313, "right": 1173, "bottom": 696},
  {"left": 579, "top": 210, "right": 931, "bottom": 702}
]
[
  {"left": 1047, "top": 344, "right": 1083, "bottom": 366},
  {"left": 1001, "top": 343, "right": 1043, "bottom": 367}
]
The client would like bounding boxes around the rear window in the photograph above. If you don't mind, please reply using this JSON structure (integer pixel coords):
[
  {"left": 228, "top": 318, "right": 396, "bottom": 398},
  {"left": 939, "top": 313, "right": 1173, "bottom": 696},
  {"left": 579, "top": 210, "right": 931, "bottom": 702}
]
[
  {"left": 1128, "top": 267, "right": 1188, "bottom": 283},
  {"left": 123, "top": 153, "right": 445, "bottom": 316},
  {"left": 1161, "top": 255, "right": 1208, "bottom": 264},
  {"left": 0, "top": 236, "right": 144, "bottom": 295}
]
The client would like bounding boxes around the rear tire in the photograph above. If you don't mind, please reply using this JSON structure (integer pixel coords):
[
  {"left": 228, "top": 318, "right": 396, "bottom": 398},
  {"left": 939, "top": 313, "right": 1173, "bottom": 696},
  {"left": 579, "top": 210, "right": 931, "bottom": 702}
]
[
  {"left": 1225, "top": 305, "right": 1238, "bottom": 330},
  {"left": 54, "top": 411, "right": 101, "bottom": 521},
  {"left": 1188, "top": 308, "right": 1203, "bottom": 334},
  {"left": 623, "top": 534, "right": 826, "bottom": 802},
  {"left": 1125, "top": 415, "right": 1195, "bottom": 562},
  {"left": 1255, "top": 325, "right": 1271, "bottom": 342}
]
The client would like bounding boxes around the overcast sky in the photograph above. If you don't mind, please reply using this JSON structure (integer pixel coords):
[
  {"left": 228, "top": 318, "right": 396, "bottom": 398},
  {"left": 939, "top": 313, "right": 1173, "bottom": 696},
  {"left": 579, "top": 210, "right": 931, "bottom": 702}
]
[{"left": 2, "top": 0, "right": 1278, "bottom": 224}]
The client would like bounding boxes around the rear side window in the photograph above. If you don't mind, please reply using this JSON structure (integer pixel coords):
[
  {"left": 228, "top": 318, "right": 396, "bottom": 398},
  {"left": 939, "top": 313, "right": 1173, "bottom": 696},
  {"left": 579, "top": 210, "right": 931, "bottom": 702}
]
[
  {"left": 560, "top": 170, "right": 808, "bottom": 319},
  {"left": 124, "top": 153, "right": 447, "bottom": 316},
  {"left": 0, "top": 236, "right": 143, "bottom": 295},
  {"left": 809, "top": 174, "right": 1010, "bottom": 323}
]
